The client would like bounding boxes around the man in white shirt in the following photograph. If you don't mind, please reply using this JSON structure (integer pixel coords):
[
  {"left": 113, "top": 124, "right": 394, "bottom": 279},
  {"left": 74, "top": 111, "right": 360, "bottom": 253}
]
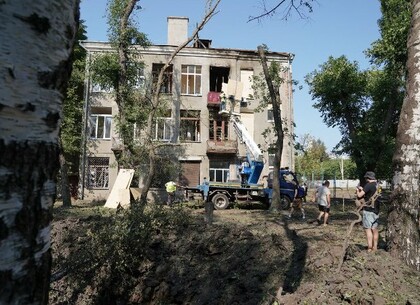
[{"left": 316, "top": 180, "right": 331, "bottom": 226}]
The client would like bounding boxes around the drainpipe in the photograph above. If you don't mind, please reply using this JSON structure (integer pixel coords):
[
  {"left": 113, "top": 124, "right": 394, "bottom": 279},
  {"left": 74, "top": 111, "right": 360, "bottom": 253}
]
[{"left": 288, "top": 53, "right": 295, "bottom": 171}]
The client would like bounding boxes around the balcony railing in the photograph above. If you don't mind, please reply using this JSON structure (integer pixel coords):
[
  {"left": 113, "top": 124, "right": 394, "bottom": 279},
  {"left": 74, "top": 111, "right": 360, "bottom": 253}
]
[
  {"left": 207, "top": 91, "right": 221, "bottom": 106},
  {"left": 207, "top": 139, "right": 238, "bottom": 154}
]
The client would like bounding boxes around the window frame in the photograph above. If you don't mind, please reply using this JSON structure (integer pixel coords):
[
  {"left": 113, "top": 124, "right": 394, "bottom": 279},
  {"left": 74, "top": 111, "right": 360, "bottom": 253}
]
[
  {"left": 87, "top": 157, "right": 109, "bottom": 189},
  {"left": 153, "top": 117, "right": 173, "bottom": 142},
  {"left": 181, "top": 65, "right": 202, "bottom": 96},
  {"left": 180, "top": 110, "right": 201, "bottom": 142},
  {"left": 89, "top": 114, "right": 112, "bottom": 140},
  {"left": 152, "top": 63, "right": 173, "bottom": 94},
  {"left": 131, "top": 64, "right": 145, "bottom": 89},
  {"left": 209, "top": 160, "right": 230, "bottom": 183},
  {"left": 209, "top": 111, "right": 229, "bottom": 141}
]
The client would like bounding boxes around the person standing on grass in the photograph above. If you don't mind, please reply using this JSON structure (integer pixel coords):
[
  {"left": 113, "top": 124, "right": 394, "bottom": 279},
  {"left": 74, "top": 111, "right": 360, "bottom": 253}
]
[
  {"left": 288, "top": 181, "right": 305, "bottom": 220},
  {"left": 356, "top": 171, "right": 379, "bottom": 252},
  {"left": 165, "top": 180, "right": 177, "bottom": 206},
  {"left": 316, "top": 180, "right": 331, "bottom": 226},
  {"left": 302, "top": 182, "right": 308, "bottom": 202},
  {"left": 287, "top": 197, "right": 305, "bottom": 220}
]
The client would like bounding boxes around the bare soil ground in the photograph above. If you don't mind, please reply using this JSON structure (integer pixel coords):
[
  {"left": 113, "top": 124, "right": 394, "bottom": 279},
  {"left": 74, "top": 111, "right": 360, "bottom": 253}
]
[{"left": 50, "top": 192, "right": 420, "bottom": 305}]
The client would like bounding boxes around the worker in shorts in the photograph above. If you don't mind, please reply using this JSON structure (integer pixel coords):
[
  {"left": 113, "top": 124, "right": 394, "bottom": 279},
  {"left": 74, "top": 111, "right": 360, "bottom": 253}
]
[{"left": 316, "top": 180, "right": 331, "bottom": 226}]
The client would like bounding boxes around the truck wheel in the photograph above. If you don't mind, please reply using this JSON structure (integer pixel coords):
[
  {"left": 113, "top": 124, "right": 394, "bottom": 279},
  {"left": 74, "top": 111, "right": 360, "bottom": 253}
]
[
  {"left": 280, "top": 195, "right": 291, "bottom": 210},
  {"left": 212, "top": 193, "right": 230, "bottom": 210}
]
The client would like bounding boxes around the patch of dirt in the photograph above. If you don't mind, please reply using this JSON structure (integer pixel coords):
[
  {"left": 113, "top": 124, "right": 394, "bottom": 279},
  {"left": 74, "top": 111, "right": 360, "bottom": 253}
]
[{"left": 50, "top": 198, "right": 420, "bottom": 305}]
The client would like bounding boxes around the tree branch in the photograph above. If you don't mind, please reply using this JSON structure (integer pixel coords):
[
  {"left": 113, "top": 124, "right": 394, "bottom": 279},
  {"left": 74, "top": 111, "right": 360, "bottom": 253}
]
[
  {"left": 248, "top": 0, "right": 315, "bottom": 23},
  {"left": 248, "top": 0, "right": 287, "bottom": 22},
  {"left": 140, "top": 0, "right": 222, "bottom": 202}
]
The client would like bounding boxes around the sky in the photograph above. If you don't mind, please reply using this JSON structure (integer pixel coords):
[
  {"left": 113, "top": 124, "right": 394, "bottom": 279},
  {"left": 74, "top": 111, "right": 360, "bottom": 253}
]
[{"left": 80, "top": 0, "right": 382, "bottom": 152}]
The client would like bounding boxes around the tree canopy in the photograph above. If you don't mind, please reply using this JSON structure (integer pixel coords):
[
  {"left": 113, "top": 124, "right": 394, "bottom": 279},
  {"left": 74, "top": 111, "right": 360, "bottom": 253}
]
[
  {"left": 61, "top": 21, "right": 88, "bottom": 174},
  {"left": 305, "top": 0, "right": 410, "bottom": 181}
]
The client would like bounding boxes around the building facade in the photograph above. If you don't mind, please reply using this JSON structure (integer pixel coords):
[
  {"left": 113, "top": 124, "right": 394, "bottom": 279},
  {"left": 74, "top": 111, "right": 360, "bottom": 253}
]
[{"left": 79, "top": 17, "right": 295, "bottom": 201}]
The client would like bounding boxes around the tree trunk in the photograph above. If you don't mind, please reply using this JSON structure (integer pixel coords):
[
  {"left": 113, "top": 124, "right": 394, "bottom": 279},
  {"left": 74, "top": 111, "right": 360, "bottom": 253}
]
[
  {"left": 138, "top": 1, "right": 221, "bottom": 202},
  {"left": 59, "top": 151, "right": 72, "bottom": 207},
  {"left": 387, "top": 0, "right": 420, "bottom": 271},
  {"left": 140, "top": 144, "right": 156, "bottom": 204},
  {"left": 0, "top": 1, "right": 79, "bottom": 303},
  {"left": 258, "top": 46, "right": 284, "bottom": 212}
]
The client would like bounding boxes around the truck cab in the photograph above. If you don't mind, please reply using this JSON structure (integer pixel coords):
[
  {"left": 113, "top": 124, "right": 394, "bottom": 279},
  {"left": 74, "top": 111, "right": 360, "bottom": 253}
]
[{"left": 266, "top": 169, "right": 305, "bottom": 209}]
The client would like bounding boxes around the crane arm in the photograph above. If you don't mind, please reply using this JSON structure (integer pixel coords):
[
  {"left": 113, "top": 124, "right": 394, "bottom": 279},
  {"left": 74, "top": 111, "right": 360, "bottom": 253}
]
[{"left": 231, "top": 116, "right": 263, "bottom": 162}]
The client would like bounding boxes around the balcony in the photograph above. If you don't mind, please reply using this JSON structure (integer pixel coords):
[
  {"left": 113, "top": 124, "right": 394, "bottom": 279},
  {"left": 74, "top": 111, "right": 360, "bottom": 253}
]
[
  {"left": 207, "top": 91, "right": 221, "bottom": 106},
  {"left": 207, "top": 139, "right": 238, "bottom": 154},
  {"left": 111, "top": 137, "right": 124, "bottom": 152}
]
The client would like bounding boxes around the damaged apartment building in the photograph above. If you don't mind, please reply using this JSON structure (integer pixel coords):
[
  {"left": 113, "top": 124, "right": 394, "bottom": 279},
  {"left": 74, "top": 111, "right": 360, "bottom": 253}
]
[{"left": 79, "top": 16, "right": 295, "bottom": 201}]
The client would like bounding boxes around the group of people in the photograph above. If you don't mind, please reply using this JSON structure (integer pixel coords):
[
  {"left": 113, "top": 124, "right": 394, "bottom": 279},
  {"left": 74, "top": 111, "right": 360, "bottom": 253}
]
[
  {"left": 168, "top": 170, "right": 380, "bottom": 252},
  {"left": 288, "top": 171, "right": 380, "bottom": 252}
]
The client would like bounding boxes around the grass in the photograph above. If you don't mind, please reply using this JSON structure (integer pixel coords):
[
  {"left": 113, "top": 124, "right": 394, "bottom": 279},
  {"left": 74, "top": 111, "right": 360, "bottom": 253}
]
[{"left": 53, "top": 200, "right": 114, "bottom": 220}]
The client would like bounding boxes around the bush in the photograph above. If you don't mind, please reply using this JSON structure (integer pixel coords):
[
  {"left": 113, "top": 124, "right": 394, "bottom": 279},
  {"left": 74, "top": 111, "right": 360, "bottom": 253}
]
[{"left": 51, "top": 204, "right": 192, "bottom": 304}]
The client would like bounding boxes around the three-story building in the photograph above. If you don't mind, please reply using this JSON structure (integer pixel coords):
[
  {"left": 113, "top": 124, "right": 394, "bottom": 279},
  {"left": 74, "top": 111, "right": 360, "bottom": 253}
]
[{"left": 79, "top": 16, "right": 295, "bottom": 201}]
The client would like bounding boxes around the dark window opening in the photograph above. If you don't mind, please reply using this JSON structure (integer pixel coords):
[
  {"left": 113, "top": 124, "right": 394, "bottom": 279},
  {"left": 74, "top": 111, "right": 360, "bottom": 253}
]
[
  {"left": 209, "top": 66, "right": 230, "bottom": 92},
  {"left": 193, "top": 39, "right": 212, "bottom": 48},
  {"left": 209, "top": 110, "right": 229, "bottom": 141}
]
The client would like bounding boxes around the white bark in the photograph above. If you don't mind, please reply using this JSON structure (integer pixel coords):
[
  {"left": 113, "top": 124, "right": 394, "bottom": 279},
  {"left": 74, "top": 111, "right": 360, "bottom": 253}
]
[
  {"left": 388, "top": 0, "right": 420, "bottom": 271},
  {"left": 0, "top": 2, "right": 78, "bottom": 142},
  {"left": 0, "top": 1, "right": 79, "bottom": 303}
]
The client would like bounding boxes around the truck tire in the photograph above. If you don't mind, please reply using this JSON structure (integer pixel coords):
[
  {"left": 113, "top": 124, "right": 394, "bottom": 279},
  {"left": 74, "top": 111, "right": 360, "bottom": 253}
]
[
  {"left": 212, "top": 193, "right": 230, "bottom": 210},
  {"left": 280, "top": 195, "right": 291, "bottom": 210}
]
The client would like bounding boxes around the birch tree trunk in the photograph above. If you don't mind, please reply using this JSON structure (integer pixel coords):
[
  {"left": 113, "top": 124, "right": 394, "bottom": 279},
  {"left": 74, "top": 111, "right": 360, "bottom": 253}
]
[
  {"left": 59, "top": 150, "right": 72, "bottom": 207},
  {"left": 387, "top": 0, "right": 420, "bottom": 271},
  {"left": 0, "top": 1, "right": 79, "bottom": 303}
]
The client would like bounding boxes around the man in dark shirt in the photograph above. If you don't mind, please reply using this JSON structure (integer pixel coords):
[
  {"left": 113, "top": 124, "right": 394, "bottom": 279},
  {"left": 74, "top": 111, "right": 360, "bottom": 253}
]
[{"left": 356, "top": 171, "right": 379, "bottom": 252}]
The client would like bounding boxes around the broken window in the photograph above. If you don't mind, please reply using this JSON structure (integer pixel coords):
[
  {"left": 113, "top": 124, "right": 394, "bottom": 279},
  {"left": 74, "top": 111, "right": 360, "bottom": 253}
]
[
  {"left": 193, "top": 39, "right": 212, "bottom": 48},
  {"left": 209, "top": 66, "right": 230, "bottom": 92},
  {"left": 152, "top": 63, "right": 173, "bottom": 94},
  {"left": 87, "top": 157, "right": 109, "bottom": 189},
  {"left": 89, "top": 107, "right": 112, "bottom": 139},
  {"left": 181, "top": 65, "right": 201, "bottom": 95},
  {"left": 209, "top": 110, "right": 229, "bottom": 141},
  {"left": 180, "top": 110, "right": 200, "bottom": 142}
]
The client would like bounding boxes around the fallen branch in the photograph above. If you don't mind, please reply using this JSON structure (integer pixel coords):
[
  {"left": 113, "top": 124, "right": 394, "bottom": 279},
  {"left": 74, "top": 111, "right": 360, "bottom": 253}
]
[
  {"left": 336, "top": 187, "right": 381, "bottom": 271},
  {"left": 336, "top": 205, "right": 363, "bottom": 272}
]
